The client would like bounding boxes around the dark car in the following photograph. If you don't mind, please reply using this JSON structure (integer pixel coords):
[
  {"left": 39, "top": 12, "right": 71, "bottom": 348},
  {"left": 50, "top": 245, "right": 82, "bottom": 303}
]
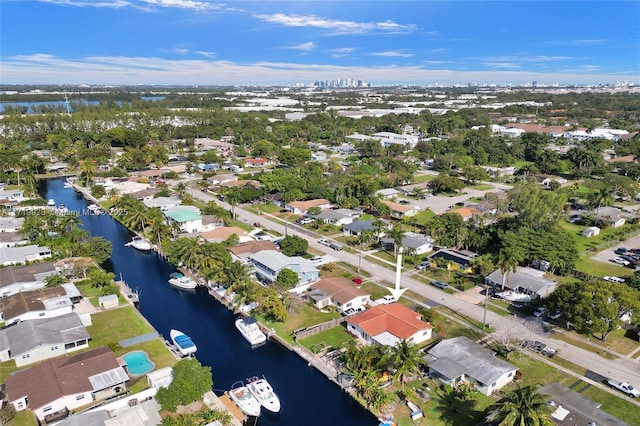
[{"left": 614, "top": 247, "right": 628, "bottom": 255}]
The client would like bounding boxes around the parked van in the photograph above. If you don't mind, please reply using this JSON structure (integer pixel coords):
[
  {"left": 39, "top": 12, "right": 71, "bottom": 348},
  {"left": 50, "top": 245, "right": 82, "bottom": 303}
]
[{"left": 329, "top": 242, "right": 343, "bottom": 251}]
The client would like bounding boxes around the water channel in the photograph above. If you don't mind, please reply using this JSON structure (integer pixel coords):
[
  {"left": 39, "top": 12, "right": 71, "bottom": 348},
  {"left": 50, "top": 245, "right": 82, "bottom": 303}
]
[{"left": 40, "top": 177, "right": 378, "bottom": 426}]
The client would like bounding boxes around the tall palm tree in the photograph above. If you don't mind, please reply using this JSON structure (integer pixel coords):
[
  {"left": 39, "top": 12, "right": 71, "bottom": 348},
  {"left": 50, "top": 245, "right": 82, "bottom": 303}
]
[
  {"left": 78, "top": 159, "right": 97, "bottom": 187},
  {"left": 384, "top": 339, "right": 425, "bottom": 391},
  {"left": 357, "top": 229, "right": 375, "bottom": 272},
  {"left": 387, "top": 223, "right": 406, "bottom": 257},
  {"left": 488, "top": 244, "right": 524, "bottom": 328},
  {"left": 486, "top": 385, "right": 554, "bottom": 426},
  {"left": 196, "top": 409, "right": 233, "bottom": 426}
]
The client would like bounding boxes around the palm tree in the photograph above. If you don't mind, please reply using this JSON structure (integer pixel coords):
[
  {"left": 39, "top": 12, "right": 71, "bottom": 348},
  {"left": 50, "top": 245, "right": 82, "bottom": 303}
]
[
  {"left": 387, "top": 223, "right": 406, "bottom": 257},
  {"left": 486, "top": 385, "right": 554, "bottom": 426},
  {"left": 78, "top": 159, "right": 97, "bottom": 187},
  {"left": 487, "top": 243, "right": 524, "bottom": 329},
  {"left": 357, "top": 229, "right": 374, "bottom": 273},
  {"left": 384, "top": 339, "right": 425, "bottom": 391},
  {"left": 196, "top": 409, "right": 233, "bottom": 426}
]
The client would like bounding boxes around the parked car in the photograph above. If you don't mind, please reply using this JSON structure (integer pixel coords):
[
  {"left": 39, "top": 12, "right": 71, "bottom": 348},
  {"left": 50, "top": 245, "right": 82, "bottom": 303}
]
[
  {"left": 318, "top": 239, "right": 332, "bottom": 247},
  {"left": 415, "top": 261, "right": 430, "bottom": 270},
  {"left": 310, "top": 256, "right": 323, "bottom": 264},
  {"left": 329, "top": 242, "right": 343, "bottom": 251},
  {"left": 607, "top": 379, "right": 640, "bottom": 397},
  {"left": 533, "top": 306, "right": 546, "bottom": 317},
  {"left": 430, "top": 280, "right": 448, "bottom": 289},
  {"left": 614, "top": 247, "right": 628, "bottom": 255},
  {"left": 610, "top": 257, "right": 631, "bottom": 266},
  {"left": 398, "top": 199, "right": 411, "bottom": 205},
  {"left": 603, "top": 276, "right": 626, "bottom": 283}
]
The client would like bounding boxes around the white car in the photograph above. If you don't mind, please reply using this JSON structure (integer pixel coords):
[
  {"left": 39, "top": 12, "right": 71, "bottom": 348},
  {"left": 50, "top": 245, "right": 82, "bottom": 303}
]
[
  {"left": 610, "top": 257, "right": 631, "bottom": 266},
  {"left": 310, "top": 256, "right": 323, "bottom": 264},
  {"left": 603, "top": 276, "right": 626, "bottom": 283},
  {"left": 533, "top": 306, "right": 546, "bottom": 317},
  {"left": 318, "top": 239, "right": 332, "bottom": 247}
]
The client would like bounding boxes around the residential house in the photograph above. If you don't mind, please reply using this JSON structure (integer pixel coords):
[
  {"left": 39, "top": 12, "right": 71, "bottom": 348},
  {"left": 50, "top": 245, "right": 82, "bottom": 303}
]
[
  {"left": 221, "top": 179, "right": 261, "bottom": 189},
  {"left": 375, "top": 188, "right": 401, "bottom": 199},
  {"left": 0, "top": 312, "right": 91, "bottom": 367},
  {"left": 485, "top": 266, "right": 557, "bottom": 299},
  {"left": 286, "top": 199, "right": 332, "bottom": 215},
  {"left": 539, "top": 382, "right": 630, "bottom": 426},
  {"left": 0, "top": 284, "right": 81, "bottom": 324},
  {"left": 425, "top": 336, "right": 518, "bottom": 396},
  {"left": 262, "top": 192, "right": 284, "bottom": 207},
  {"left": 342, "top": 219, "right": 391, "bottom": 238},
  {"left": 163, "top": 206, "right": 203, "bottom": 234},
  {"left": 196, "top": 163, "right": 220, "bottom": 173},
  {"left": 309, "top": 208, "right": 361, "bottom": 227},
  {"left": 142, "top": 196, "right": 182, "bottom": 211},
  {"left": 244, "top": 158, "right": 268, "bottom": 168},
  {"left": 381, "top": 232, "right": 434, "bottom": 255},
  {"left": 0, "top": 232, "right": 29, "bottom": 248},
  {"left": 596, "top": 207, "right": 627, "bottom": 228},
  {"left": 448, "top": 206, "right": 480, "bottom": 222},
  {"left": 194, "top": 137, "right": 234, "bottom": 152},
  {"left": 129, "top": 188, "right": 159, "bottom": 202},
  {"left": 396, "top": 183, "right": 429, "bottom": 196},
  {"left": 44, "top": 163, "right": 70, "bottom": 173},
  {"left": 206, "top": 174, "right": 237, "bottom": 187},
  {"left": 0, "top": 216, "right": 25, "bottom": 233},
  {"left": 381, "top": 200, "right": 420, "bottom": 218},
  {"left": 249, "top": 250, "right": 319, "bottom": 292},
  {"left": 200, "top": 226, "right": 252, "bottom": 243},
  {"left": 0, "top": 188, "right": 25, "bottom": 204},
  {"left": 5, "top": 346, "right": 129, "bottom": 423},
  {"left": 0, "top": 262, "right": 58, "bottom": 297},
  {"left": 428, "top": 249, "right": 476, "bottom": 273},
  {"left": 307, "top": 277, "right": 370, "bottom": 313},
  {"left": 228, "top": 240, "right": 280, "bottom": 263},
  {"left": 0, "top": 245, "right": 52, "bottom": 266},
  {"left": 346, "top": 303, "right": 433, "bottom": 346}
]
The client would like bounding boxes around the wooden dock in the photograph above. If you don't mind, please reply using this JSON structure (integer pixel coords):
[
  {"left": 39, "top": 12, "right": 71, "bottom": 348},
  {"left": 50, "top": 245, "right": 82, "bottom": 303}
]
[{"left": 115, "top": 279, "right": 139, "bottom": 306}]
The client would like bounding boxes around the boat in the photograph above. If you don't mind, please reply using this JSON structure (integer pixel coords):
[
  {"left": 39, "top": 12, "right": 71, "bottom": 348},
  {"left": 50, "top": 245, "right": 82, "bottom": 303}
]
[
  {"left": 63, "top": 182, "right": 72, "bottom": 189},
  {"left": 235, "top": 316, "right": 267, "bottom": 346},
  {"left": 125, "top": 236, "right": 152, "bottom": 251},
  {"left": 228, "top": 383, "right": 262, "bottom": 417},
  {"left": 169, "top": 329, "right": 197, "bottom": 357},
  {"left": 168, "top": 272, "right": 197, "bottom": 291},
  {"left": 247, "top": 376, "right": 280, "bottom": 413},
  {"left": 47, "top": 198, "right": 56, "bottom": 207},
  {"left": 87, "top": 204, "right": 101, "bottom": 214},
  {"left": 496, "top": 291, "right": 532, "bottom": 303}
]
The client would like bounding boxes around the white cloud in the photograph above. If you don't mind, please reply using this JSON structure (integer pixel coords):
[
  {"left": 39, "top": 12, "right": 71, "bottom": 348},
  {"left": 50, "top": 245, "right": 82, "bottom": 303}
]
[
  {"left": 1, "top": 54, "right": 634, "bottom": 86},
  {"left": 172, "top": 48, "right": 190, "bottom": 55},
  {"left": 196, "top": 51, "right": 216, "bottom": 58},
  {"left": 253, "top": 13, "right": 416, "bottom": 35},
  {"left": 39, "top": 0, "right": 133, "bottom": 8},
  {"left": 287, "top": 42, "right": 316, "bottom": 52},
  {"left": 140, "top": 0, "right": 225, "bottom": 11},
  {"left": 370, "top": 51, "right": 413, "bottom": 58},
  {"left": 484, "top": 62, "right": 521, "bottom": 70}
]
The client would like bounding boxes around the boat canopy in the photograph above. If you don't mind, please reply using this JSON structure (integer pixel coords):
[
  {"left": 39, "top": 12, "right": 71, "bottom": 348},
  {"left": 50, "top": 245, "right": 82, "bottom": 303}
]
[{"left": 175, "top": 334, "right": 195, "bottom": 349}]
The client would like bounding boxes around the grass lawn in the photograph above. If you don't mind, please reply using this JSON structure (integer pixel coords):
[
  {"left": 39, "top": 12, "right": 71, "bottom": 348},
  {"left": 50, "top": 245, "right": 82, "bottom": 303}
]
[
  {"left": 7, "top": 410, "right": 38, "bottom": 426},
  {"left": 430, "top": 311, "right": 485, "bottom": 341},
  {"left": 551, "top": 326, "right": 639, "bottom": 357},
  {"left": 297, "top": 325, "right": 352, "bottom": 353},
  {"left": 573, "top": 257, "right": 632, "bottom": 277},
  {"left": 86, "top": 306, "right": 157, "bottom": 349},
  {"left": 581, "top": 385, "right": 640, "bottom": 425},
  {"left": 412, "top": 174, "right": 436, "bottom": 183},
  {"left": 468, "top": 184, "right": 493, "bottom": 191},
  {"left": 258, "top": 303, "right": 342, "bottom": 344},
  {"left": 0, "top": 359, "right": 17, "bottom": 383}
]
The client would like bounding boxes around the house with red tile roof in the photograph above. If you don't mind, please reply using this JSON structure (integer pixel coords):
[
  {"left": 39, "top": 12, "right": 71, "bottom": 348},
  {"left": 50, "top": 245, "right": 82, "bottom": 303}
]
[
  {"left": 5, "top": 346, "right": 129, "bottom": 423},
  {"left": 448, "top": 206, "right": 480, "bottom": 222},
  {"left": 381, "top": 200, "right": 420, "bottom": 218},
  {"left": 307, "top": 277, "right": 370, "bottom": 313},
  {"left": 228, "top": 240, "right": 280, "bottom": 262},
  {"left": 200, "top": 226, "right": 252, "bottom": 243},
  {"left": 346, "top": 303, "right": 433, "bottom": 346},
  {"left": 244, "top": 158, "right": 269, "bottom": 168}
]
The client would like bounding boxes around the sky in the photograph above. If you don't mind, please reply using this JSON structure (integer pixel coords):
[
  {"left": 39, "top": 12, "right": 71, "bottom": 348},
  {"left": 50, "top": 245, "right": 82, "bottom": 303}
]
[{"left": 1, "top": 0, "right": 639, "bottom": 86}]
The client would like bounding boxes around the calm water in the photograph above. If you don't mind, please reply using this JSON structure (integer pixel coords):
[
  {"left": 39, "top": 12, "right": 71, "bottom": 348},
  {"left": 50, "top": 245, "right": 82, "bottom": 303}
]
[{"left": 40, "top": 178, "right": 378, "bottom": 426}]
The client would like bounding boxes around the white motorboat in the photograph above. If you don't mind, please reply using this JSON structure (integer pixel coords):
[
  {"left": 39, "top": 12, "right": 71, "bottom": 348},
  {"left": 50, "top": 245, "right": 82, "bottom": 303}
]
[
  {"left": 125, "top": 236, "right": 152, "bottom": 251},
  {"left": 87, "top": 204, "right": 101, "bottom": 214},
  {"left": 168, "top": 272, "right": 197, "bottom": 291},
  {"left": 235, "top": 316, "right": 267, "bottom": 347},
  {"left": 247, "top": 376, "right": 280, "bottom": 413},
  {"left": 228, "top": 384, "right": 262, "bottom": 417},
  {"left": 63, "top": 182, "right": 72, "bottom": 189},
  {"left": 169, "top": 329, "right": 197, "bottom": 357},
  {"left": 496, "top": 291, "right": 532, "bottom": 303},
  {"left": 47, "top": 198, "right": 56, "bottom": 207}
]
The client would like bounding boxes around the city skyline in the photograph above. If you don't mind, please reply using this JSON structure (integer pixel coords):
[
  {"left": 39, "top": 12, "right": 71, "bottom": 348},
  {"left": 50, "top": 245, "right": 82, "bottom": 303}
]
[{"left": 2, "top": 1, "right": 639, "bottom": 86}]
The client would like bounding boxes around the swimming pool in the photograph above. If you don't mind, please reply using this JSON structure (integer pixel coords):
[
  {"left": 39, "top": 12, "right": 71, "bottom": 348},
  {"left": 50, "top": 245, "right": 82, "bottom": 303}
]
[{"left": 123, "top": 351, "right": 154, "bottom": 375}]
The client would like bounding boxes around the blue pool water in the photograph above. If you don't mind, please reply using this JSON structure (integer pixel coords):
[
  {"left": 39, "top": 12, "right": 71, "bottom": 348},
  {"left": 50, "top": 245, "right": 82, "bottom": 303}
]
[{"left": 123, "top": 351, "right": 154, "bottom": 375}]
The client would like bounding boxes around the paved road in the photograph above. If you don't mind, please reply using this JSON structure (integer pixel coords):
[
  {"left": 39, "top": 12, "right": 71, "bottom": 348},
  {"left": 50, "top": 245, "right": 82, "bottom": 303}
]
[{"left": 185, "top": 186, "right": 640, "bottom": 391}]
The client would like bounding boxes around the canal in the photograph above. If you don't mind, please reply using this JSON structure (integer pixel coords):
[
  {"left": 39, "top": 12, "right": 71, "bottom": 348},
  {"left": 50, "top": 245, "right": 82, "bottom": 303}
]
[{"left": 40, "top": 178, "right": 378, "bottom": 426}]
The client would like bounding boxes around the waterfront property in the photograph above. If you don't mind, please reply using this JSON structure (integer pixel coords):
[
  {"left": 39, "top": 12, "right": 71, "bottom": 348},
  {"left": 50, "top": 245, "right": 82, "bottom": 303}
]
[
  {"left": 346, "top": 303, "right": 433, "bottom": 346},
  {"left": 5, "top": 346, "right": 129, "bottom": 423},
  {"left": 424, "top": 336, "right": 518, "bottom": 396},
  {"left": 0, "top": 284, "right": 81, "bottom": 323},
  {"left": 0, "top": 312, "right": 90, "bottom": 367},
  {"left": 307, "top": 277, "right": 370, "bottom": 314},
  {"left": 0, "top": 262, "right": 58, "bottom": 297},
  {"left": 122, "top": 350, "right": 155, "bottom": 375},
  {"left": 0, "top": 244, "right": 52, "bottom": 266},
  {"left": 249, "top": 250, "right": 319, "bottom": 292}
]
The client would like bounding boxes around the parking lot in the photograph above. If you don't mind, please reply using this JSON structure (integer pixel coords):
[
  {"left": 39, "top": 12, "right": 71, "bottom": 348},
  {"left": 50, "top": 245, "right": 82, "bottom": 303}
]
[{"left": 590, "top": 233, "right": 640, "bottom": 264}]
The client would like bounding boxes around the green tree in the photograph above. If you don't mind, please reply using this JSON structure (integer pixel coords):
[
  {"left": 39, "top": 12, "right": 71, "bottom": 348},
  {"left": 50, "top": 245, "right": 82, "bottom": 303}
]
[
  {"left": 486, "top": 385, "right": 554, "bottom": 426},
  {"left": 279, "top": 235, "right": 308, "bottom": 257},
  {"left": 81, "top": 236, "right": 113, "bottom": 265},
  {"left": 276, "top": 268, "right": 299, "bottom": 289},
  {"left": 156, "top": 359, "right": 213, "bottom": 412},
  {"left": 384, "top": 339, "right": 425, "bottom": 390}
]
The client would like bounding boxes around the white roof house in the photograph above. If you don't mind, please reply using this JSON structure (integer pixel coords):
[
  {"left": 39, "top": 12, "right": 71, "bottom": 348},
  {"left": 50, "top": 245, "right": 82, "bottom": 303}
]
[
  {"left": 0, "top": 245, "right": 52, "bottom": 266},
  {"left": 0, "top": 262, "right": 58, "bottom": 297},
  {"left": 0, "top": 216, "right": 25, "bottom": 233},
  {"left": 249, "top": 250, "right": 319, "bottom": 292},
  {"left": 485, "top": 266, "right": 557, "bottom": 298}
]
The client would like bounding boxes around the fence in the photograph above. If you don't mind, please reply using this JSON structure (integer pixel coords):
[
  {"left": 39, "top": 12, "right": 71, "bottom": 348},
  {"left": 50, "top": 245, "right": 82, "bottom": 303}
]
[{"left": 293, "top": 317, "right": 344, "bottom": 340}]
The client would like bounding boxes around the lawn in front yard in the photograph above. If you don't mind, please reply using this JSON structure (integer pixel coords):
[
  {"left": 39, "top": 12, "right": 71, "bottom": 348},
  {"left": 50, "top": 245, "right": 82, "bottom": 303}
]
[
  {"left": 297, "top": 325, "right": 352, "bottom": 353},
  {"left": 258, "top": 301, "right": 342, "bottom": 344}
]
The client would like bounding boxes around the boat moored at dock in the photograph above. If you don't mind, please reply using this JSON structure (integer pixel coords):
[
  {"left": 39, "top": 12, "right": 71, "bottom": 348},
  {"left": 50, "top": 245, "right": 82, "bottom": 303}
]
[
  {"left": 247, "top": 376, "right": 280, "bottom": 413},
  {"left": 169, "top": 329, "right": 197, "bottom": 357}
]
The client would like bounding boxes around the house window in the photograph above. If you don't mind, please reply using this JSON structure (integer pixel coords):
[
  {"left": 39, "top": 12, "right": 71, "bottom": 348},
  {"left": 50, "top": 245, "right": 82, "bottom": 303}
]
[
  {"left": 43, "top": 406, "right": 52, "bottom": 412},
  {"left": 17, "top": 402, "right": 24, "bottom": 409},
  {"left": 76, "top": 395, "right": 85, "bottom": 401},
  {"left": 39, "top": 313, "right": 46, "bottom": 317},
  {"left": 508, "top": 372, "right": 513, "bottom": 377},
  {"left": 345, "top": 302, "right": 352, "bottom": 308},
  {"left": 491, "top": 382, "right": 497, "bottom": 387},
  {"left": 50, "top": 346, "right": 58, "bottom": 351}
]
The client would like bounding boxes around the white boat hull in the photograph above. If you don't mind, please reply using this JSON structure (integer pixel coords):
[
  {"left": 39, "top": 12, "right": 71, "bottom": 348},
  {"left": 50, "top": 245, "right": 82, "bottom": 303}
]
[
  {"left": 235, "top": 317, "right": 267, "bottom": 346},
  {"left": 169, "top": 329, "right": 197, "bottom": 357},
  {"left": 168, "top": 273, "right": 197, "bottom": 291},
  {"left": 126, "top": 237, "right": 152, "bottom": 251},
  {"left": 229, "top": 386, "right": 262, "bottom": 417},
  {"left": 247, "top": 377, "right": 280, "bottom": 413}
]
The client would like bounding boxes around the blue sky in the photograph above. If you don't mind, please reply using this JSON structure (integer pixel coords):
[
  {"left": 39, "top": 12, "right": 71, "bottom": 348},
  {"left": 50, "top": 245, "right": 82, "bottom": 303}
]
[{"left": 2, "top": 1, "right": 639, "bottom": 86}]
